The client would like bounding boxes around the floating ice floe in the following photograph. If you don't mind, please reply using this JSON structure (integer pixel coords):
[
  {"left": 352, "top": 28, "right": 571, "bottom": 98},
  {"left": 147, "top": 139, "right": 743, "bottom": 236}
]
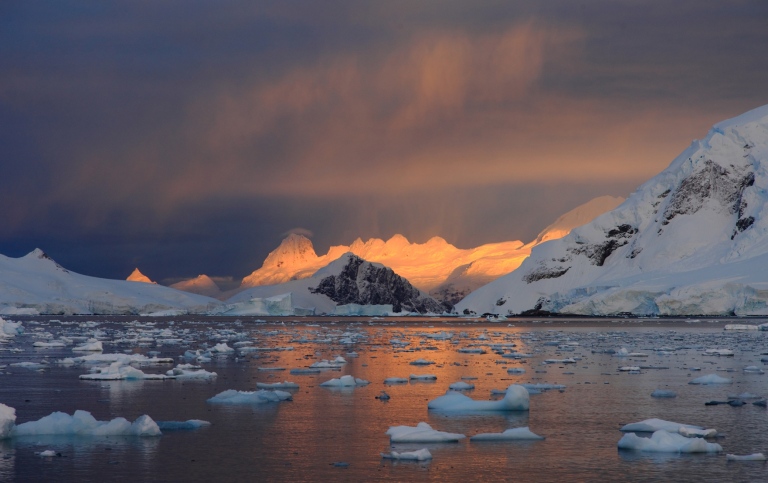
[
  {"left": 449, "top": 381, "right": 475, "bottom": 391},
  {"left": 33, "top": 341, "right": 67, "bottom": 348},
  {"left": 165, "top": 365, "right": 217, "bottom": 380},
  {"left": 703, "top": 348, "right": 734, "bottom": 357},
  {"left": 72, "top": 340, "right": 103, "bottom": 352},
  {"left": 63, "top": 353, "right": 174, "bottom": 365},
  {"left": 651, "top": 390, "right": 677, "bottom": 398},
  {"left": 0, "top": 408, "right": 161, "bottom": 438},
  {"left": 386, "top": 422, "right": 465, "bottom": 443},
  {"left": 10, "top": 362, "right": 47, "bottom": 370},
  {"left": 619, "top": 366, "right": 641, "bottom": 372},
  {"left": 80, "top": 361, "right": 169, "bottom": 380},
  {"left": 156, "top": 420, "right": 211, "bottom": 430},
  {"left": 210, "top": 343, "right": 234, "bottom": 353},
  {"left": 743, "top": 366, "right": 764, "bottom": 373},
  {"left": 320, "top": 375, "right": 370, "bottom": 387},
  {"left": 724, "top": 324, "right": 759, "bottom": 331},
  {"left": 410, "top": 359, "right": 435, "bottom": 366},
  {"left": 470, "top": 427, "right": 544, "bottom": 441},
  {"left": 384, "top": 377, "right": 409, "bottom": 384},
  {"left": 310, "top": 357, "right": 346, "bottom": 368},
  {"left": 620, "top": 418, "right": 716, "bottom": 437},
  {"left": 543, "top": 358, "right": 576, "bottom": 364},
  {"left": 617, "top": 430, "right": 722, "bottom": 453},
  {"left": 689, "top": 374, "right": 732, "bottom": 385},
  {"left": 506, "top": 367, "right": 525, "bottom": 374},
  {"left": 256, "top": 381, "right": 299, "bottom": 389},
  {"left": 380, "top": 448, "right": 432, "bottom": 461},
  {"left": 410, "top": 374, "right": 437, "bottom": 381},
  {"left": 207, "top": 389, "right": 292, "bottom": 404},
  {"left": 726, "top": 453, "right": 766, "bottom": 461},
  {"left": 428, "top": 384, "right": 529, "bottom": 411}
]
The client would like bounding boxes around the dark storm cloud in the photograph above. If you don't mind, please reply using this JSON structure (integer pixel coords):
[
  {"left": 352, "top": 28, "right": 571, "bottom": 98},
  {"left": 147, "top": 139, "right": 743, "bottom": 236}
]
[{"left": 1, "top": 1, "right": 767, "bottom": 282}]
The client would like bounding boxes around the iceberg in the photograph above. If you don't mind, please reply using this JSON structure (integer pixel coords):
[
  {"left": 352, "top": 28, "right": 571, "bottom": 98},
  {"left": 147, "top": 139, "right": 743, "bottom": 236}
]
[
  {"left": 386, "top": 422, "right": 465, "bottom": 443},
  {"left": 0, "top": 317, "right": 23, "bottom": 338},
  {"left": 428, "top": 384, "right": 529, "bottom": 411},
  {"left": 618, "top": 430, "right": 722, "bottom": 453},
  {"left": 470, "top": 427, "right": 544, "bottom": 441},
  {"left": 207, "top": 389, "right": 292, "bottom": 404},
  {"left": 0, "top": 403, "right": 15, "bottom": 438}
]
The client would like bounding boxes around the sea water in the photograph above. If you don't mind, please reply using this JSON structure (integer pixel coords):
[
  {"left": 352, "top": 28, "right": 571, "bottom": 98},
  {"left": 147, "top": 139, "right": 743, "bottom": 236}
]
[{"left": 1, "top": 316, "right": 767, "bottom": 482}]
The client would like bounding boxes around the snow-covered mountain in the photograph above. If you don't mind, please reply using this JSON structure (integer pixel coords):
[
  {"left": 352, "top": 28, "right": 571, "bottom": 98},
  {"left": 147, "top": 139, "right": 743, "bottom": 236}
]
[
  {"left": 239, "top": 196, "right": 622, "bottom": 303},
  {"left": 126, "top": 268, "right": 155, "bottom": 284},
  {"left": 458, "top": 104, "right": 768, "bottom": 316},
  {"left": 223, "top": 253, "right": 445, "bottom": 316},
  {"left": 0, "top": 249, "right": 220, "bottom": 315},
  {"left": 431, "top": 196, "right": 624, "bottom": 305},
  {"left": 170, "top": 275, "right": 222, "bottom": 299}
]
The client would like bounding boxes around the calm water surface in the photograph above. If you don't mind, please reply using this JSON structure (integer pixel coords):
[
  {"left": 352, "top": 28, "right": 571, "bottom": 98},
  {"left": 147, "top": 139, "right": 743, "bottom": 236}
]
[{"left": 1, "top": 316, "right": 768, "bottom": 482}]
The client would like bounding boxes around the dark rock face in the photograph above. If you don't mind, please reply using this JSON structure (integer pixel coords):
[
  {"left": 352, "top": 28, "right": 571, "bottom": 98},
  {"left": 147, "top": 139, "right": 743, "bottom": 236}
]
[
  {"left": 663, "top": 160, "right": 754, "bottom": 224},
  {"left": 309, "top": 255, "right": 446, "bottom": 313},
  {"left": 568, "top": 224, "right": 638, "bottom": 267}
]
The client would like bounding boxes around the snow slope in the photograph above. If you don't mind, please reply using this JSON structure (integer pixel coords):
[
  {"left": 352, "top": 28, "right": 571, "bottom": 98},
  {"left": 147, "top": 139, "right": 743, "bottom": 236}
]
[
  {"left": 224, "top": 253, "right": 445, "bottom": 316},
  {"left": 170, "top": 275, "right": 222, "bottom": 299},
  {"left": 458, "top": 104, "right": 768, "bottom": 316},
  {"left": 0, "top": 249, "right": 221, "bottom": 315}
]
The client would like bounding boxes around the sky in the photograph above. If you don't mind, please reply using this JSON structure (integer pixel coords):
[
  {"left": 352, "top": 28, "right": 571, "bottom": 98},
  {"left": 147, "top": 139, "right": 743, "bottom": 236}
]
[{"left": 2, "top": 1, "right": 768, "bottom": 285}]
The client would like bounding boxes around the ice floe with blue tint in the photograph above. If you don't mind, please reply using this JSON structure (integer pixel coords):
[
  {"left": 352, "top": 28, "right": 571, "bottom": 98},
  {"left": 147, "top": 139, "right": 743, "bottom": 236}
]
[
  {"left": 207, "top": 389, "right": 292, "bottom": 404},
  {"left": 386, "top": 422, "right": 464, "bottom": 443},
  {"left": 429, "top": 385, "right": 529, "bottom": 411}
]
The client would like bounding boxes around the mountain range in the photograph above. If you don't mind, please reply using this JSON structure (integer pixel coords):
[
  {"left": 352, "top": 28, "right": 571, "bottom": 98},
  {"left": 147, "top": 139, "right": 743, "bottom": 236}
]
[{"left": 236, "top": 195, "right": 623, "bottom": 304}]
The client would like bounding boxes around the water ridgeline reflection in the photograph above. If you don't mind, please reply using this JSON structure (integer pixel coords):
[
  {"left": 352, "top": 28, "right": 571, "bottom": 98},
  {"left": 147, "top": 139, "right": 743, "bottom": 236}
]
[{"left": 1, "top": 316, "right": 768, "bottom": 481}]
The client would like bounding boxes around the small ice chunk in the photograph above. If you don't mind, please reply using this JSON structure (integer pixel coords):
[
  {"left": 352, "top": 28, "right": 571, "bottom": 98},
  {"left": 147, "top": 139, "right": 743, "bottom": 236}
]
[
  {"left": 409, "top": 374, "right": 437, "bottom": 381},
  {"left": 726, "top": 453, "right": 766, "bottom": 461},
  {"left": 256, "top": 381, "right": 299, "bottom": 389},
  {"left": 618, "top": 430, "right": 722, "bottom": 453},
  {"left": 428, "top": 384, "right": 529, "bottom": 411},
  {"left": 506, "top": 367, "right": 525, "bottom": 374},
  {"left": 470, "top": 427, "right": 544, "bottom": 441},
  {"left": 384, "top": 377, "right": 408, "bottom": 384},
  {"left": 449, "top": 381, "right": 475, "bottom": 391},
  {"left": 689, "top": 374, "right": 732, "bottom": 385},
  {"left": 386, "top": 422, "right": 465, "bottom": 443},
  {"left": 210, "top": 343, "right": 234, "bottom": 353},
  {"left": 410, "top": 359, "right": 435, "bottom": 366},
  {"left": 165, "top": 366, "right": 217, "bottom": 380},
  {"left": 320, "top": 375, "right": 370, "bottom": 387},
  {"left": 156, "top": 420, "right": 211, "bottom": 430},
  {"left": 651, "top": 390, "right": 677, "bottom": 398},
  {"left": 72, "top": 340, "right": 103, "bottom": 352},
  {"left": 380, "top": 448, "right": 432, "bottom": 460}
]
